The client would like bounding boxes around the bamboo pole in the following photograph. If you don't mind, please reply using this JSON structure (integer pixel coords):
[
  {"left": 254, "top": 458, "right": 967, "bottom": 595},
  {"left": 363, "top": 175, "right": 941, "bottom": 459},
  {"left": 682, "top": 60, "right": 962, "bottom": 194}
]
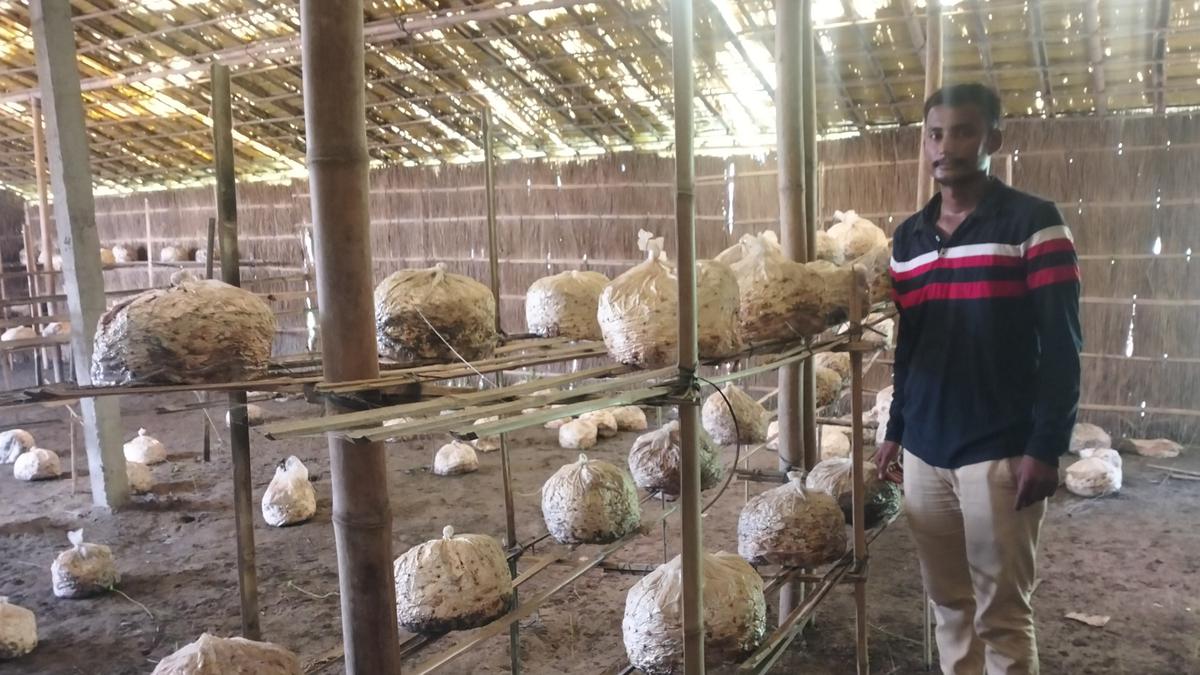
[
  {"left": 201, "top": 215, "right": 216, "bottom": 463},
  {"left": 774, "top": 0, "right": 808, "bottom": 624},
  {"left": 31, "top": 96, "right": 56, "bottom": 361},
  {"left": 300, "top": 0, "right": 404, "bottom": 672},
  {"left": 29, "top": 0, "right": 128, "bottom": 509},
  {"left": 483, "top": 107, "right": 502, "bottom": 335},
  {"left": 848, "top": 268, "right": 869, "bottom": 675},
  {"left": 916, "top": 2, "right": 942, "bottom": 208},
  {"left": 800, "top": 0, "right": 819, "bottom": 473},
  {"left": 211, "top": 62, "right": 261, "bottom": 641},
  {"left": 20, "top": 221, "right": 43, "bottom": 386},
  {"left": 670, "top": 0, "right": 705, "bottom": 671}
]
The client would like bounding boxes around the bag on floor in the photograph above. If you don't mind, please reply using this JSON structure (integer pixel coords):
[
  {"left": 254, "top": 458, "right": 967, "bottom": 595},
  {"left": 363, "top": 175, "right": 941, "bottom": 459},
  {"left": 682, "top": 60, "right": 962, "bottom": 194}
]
[
  {"left": 627, "top": 420, "right": 724, "bottom": 496},
  {"left": 1066, "top": 448, "right": 1122, "bottom": 497},
  {"left": 13, "top": 448, "right": 59, "bottom": 481},
  {"left": 393, "top": 526, "right": 514, "bottom": 634},
  {"left": 525, "top": 270, "right": 609, "bottom": 340},
  {"left": 1117, "top": 438, "right": 1183, "bottom": 458},
  {"left": 559, "top": 419, "right": 598, "bottom": 450},
  {"left": 52, "top": 529, "right": 119, "bottom": 599},
  {"left": 1069, "top": 422, "right": 1112, "bottom": 455},
  {"left": 261, "top": 457, "right": 317, "bottom": 527},
  {"left": 579, "top": 409, "right": 619, "bottom": 438},
  {"left": 0, "top": 429, "right": 34, "bottom": 464},
  {"left": 123, "top": 428, "right": 167, "bottom": 465},
  {"left": 374, "top": 263, "right": 497, "bottom": 365},
  {"left": 151, "top": 633, "right": 301, "bottom": 675},
  {"left": 622, "top": 552, "right": 766, "bottom": 675},
  {"left": 541, "top": 454, "right": 641, "bottom": 544},
  {"left": 433, "top": 441, "right": 479, "bottom": 476},
  {"left": 701, "top": 383, "right": 768, "bottom": 445},
  {"left": 738, "top": 471, "right": 846, "bottom": 567},
  {"left": 126, "top": 461, "right": 154, "bottom": 494},
  {"left": 0, "top": 596, "right": 37, "bottom": 659},
  {"left": 611, "top": 406, "right": 649, "bottom": 432},
  {"left": 91, "top": 277, "right": 276, "bottom": 386}
]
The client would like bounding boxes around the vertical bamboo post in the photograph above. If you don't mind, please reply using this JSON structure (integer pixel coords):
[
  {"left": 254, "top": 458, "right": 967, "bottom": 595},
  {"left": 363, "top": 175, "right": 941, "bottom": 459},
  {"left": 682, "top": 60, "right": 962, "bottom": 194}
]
[
  {"left": 848, "top": 267, "right": 869, "bottom": 675},
  {"left": 499, "top": 434, "right": 521, "bottom": 675},
  {"left": 483, "top": 108, "right": 502, "bottom": 336},
  {"left": 916, "top": 3, "right": 942, "bottom": 207},
  {"left": 775, "top": 0, "right": 811, "bottom": 622},
  {"left": 300, "top": 1, "right": 403, "bottom": 672},
  {"left": 31, "top": 96, "right": 55, "bottom": 305},
  {"left": 30, "top": 0, "right": 128, "bottom": 508},
  {"left": 800, "top": 0, "right": 819, "bottom": 470},
  {"left": 200, "top": 215, "right": 217, "bottom": 463},
  {"left": 670, "top": 0, "right": 705, "bottom": 671},
  {"left": 20, "top": 221, "right": 45, "bottom": 387},
  {"left": 211, "top": 62, "right": 261, "bottom": 641},
  {"left": 144, "top": 197, "right": 153, "bottom": 285}
]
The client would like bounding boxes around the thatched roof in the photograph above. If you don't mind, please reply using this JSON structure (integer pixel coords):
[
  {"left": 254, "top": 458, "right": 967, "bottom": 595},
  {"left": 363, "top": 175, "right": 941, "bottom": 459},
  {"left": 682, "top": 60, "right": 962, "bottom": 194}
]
[{"left": 0, "top": 0, "right": 1195, "bottom": 196}]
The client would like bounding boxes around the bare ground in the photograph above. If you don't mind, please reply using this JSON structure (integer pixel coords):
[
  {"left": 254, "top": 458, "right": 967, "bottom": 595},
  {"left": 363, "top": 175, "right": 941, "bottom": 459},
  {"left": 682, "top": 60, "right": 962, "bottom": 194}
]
[{"left": 1, "top": 391, "right": 1198, "bottom": 675}]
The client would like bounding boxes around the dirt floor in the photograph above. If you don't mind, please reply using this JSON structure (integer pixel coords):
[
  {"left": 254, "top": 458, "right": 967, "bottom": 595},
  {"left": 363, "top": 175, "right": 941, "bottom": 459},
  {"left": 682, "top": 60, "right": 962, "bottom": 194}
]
[{"left": 1, "top": 386, "right": 1198, "bottom": 675}]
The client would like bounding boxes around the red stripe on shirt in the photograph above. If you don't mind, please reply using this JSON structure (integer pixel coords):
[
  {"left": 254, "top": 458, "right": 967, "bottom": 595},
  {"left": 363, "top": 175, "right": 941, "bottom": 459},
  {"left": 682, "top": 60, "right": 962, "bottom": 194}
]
[
  {"left": 1027, "top": 264, "right": 1080, "bottom": 289},
  {"left": 894, "top": 280, "right": 1028, "bottom": 308},
  {"left": 891, "top": 254, "right": 1024, "bottom": 281},
  {"left": 1025, "top": 238, "right": 1076, "bottom": 259}
]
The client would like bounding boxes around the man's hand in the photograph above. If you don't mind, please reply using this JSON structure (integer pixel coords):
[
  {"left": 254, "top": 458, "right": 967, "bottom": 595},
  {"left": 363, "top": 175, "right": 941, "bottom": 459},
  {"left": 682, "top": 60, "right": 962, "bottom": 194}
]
[
  {"left": 1014, "top": 455, "right": 1059, "bottom": 510},
  {"left": 876, "top": 441, "right": 903, "bottom": 484}
]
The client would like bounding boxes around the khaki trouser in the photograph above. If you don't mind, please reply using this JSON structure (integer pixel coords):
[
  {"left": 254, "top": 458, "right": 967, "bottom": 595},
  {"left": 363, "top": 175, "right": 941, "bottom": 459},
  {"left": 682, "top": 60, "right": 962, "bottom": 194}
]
[{"left": 904, "top": 450, "right": 1047, "bottom": 675}]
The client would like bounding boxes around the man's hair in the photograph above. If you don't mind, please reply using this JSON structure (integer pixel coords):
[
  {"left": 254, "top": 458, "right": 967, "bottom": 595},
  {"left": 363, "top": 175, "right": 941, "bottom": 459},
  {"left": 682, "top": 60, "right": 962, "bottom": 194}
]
[{"left": 923, "top": 83, "right": 1003, "bottom": 128}]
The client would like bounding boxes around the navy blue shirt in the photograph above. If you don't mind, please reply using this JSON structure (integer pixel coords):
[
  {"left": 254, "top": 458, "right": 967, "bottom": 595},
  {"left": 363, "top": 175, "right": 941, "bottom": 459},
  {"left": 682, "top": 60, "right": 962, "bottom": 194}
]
[{"left": 885, "top": 179, "right": 1083, "bottom": 468}]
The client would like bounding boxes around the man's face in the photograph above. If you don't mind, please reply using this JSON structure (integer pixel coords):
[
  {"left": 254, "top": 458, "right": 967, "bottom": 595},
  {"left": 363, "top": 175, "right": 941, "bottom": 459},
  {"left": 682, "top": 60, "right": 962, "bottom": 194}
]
[{"left": 923, "top": 103, "right": 1002, "bottom": 186}]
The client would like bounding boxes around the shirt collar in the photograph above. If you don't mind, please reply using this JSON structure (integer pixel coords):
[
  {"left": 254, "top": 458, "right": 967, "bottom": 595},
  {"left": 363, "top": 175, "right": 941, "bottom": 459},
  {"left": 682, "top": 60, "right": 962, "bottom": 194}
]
[{"left": 918, "top": 176, "right": 1007, "bottom": 232}]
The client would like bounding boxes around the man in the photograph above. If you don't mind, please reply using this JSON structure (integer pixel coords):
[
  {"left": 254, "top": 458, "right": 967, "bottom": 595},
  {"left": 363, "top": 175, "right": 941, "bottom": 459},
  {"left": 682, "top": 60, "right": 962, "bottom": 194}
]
[{"left": 875, "top": 83, "right": 1082, "bottom": 675}]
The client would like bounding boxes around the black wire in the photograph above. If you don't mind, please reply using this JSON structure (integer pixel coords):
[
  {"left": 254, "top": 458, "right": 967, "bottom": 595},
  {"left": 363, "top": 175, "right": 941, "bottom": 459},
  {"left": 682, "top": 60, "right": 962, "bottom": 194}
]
[{"left": 696, "top": 375, "right": 742, "bottom": 514}]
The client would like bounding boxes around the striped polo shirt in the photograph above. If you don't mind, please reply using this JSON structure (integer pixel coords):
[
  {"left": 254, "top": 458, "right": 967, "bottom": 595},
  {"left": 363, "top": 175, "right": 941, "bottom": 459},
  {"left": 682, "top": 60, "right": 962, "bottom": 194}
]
[{"left": 884, "top": 178, "right": 1083, "bottom": 469}]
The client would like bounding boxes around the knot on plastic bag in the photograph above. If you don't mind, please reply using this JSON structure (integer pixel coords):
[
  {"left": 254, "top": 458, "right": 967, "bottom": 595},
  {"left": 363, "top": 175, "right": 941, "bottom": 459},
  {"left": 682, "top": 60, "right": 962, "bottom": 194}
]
[
  {"left": 833, "top": 210, "right": 859, "bottom": 226},
  {"left": 636, "top": 229, "right": 666, "bottom": 262}
]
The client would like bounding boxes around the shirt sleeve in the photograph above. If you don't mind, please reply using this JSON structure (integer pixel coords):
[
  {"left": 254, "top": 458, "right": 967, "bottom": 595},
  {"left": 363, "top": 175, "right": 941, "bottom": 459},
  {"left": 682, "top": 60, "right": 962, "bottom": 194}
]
[
  {"left": 884, "top": 251, "right": 913, "bottom": 444},
  {"left": 1022, "top": 202, "right": 1083, "bottom": 466}
]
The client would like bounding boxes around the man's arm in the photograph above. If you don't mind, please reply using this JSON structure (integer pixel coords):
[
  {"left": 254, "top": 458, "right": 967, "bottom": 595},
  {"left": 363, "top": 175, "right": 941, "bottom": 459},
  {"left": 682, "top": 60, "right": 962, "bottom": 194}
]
[
  {"left": 877, "top": 243, "right": 916, "bottom": 483},
  {"left": 1023, "top": 202, "right": 1083, "bottom": 468}
]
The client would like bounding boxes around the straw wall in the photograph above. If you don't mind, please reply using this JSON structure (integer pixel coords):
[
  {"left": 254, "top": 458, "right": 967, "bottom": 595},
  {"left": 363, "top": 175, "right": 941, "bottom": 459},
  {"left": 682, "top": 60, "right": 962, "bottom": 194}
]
[{"left": 12, "top": 113, "right": 1200, "bottom": 442}]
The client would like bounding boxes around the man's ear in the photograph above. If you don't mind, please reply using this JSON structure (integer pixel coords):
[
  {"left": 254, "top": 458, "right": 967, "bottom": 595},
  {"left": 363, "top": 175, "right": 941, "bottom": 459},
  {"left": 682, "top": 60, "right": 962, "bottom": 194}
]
[{"left": 986, "top": 127, "right": 1003, "bottom": 155}]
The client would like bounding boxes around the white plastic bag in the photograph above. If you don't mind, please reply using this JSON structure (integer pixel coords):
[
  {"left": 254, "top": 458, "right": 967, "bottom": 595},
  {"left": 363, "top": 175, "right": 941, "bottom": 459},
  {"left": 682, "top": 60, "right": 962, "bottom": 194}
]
[
  {"left": 730, "top": 232, "right": 826, "bottom": 343},
  {"left": 126, "top": 461, "right": 153, "bottom": 494},
  {"left": 393, "top": 526, "right": 514, "bottom": 633},
  {"left": 702, "top": 384, "right": 769, "bottom": 445},
  {"left": 0, "top": 429, "right": 34, "bottom": 464},
  {"left": 151, "top": 633, "right": 301, "bottom": 675},
  {"left": 159, "top": 245, "right": 185, "bottom": 262},
  {"left": 579, "top": 409, "right": 619, "bottom": 438},
  {"left": 815, "top": 230, "right": 844, "bottom": 264},
  {"left": 558, "top": 419, "right": 598, "bottom": 450},
  {"left": 525, "top": 270, "right": 609, "bottom": 340},
  {"left": 226, "top": 404, "right": 265, "bottom": 428},
  {"left": 261, "top": 457, "right": 317, "bottom": 527},
  {"left": 1066, "top": 448, "right": 1122, "bottom": 497},
  {"left": 434, "top": 441, "right": 479, "bottom": 476},
  {"left": 123, "top": 428, "right": 166, "bottom": 465},
  {"left": 0, "top": 326, "right": 35, "bottom": 342},
  {"left": 471, "top": 417, "right": 501, "bottom": 452},
  {"left": 828, "top": 210, "right": 888, "bottom": 261},
  {"left": 111, "top": 244, "right": 134, "bottom": 263},
  {"left": 815, "top": 366, "right": 843, "bottom": 408},
  {"left": 374, "top": 264, "right": 498, "bottom": 365},
  {"left": 766, "top": 422, "right": 851, "bottom": 461},
  {"left": 737, "top": 471, "right": 846, "bottom": 567},
  {"left": 815, "top": 352, "right": 850, "bottom": 380},
  {"left": 598, "top": 230, "right": 740, "bottom": 368},
  {"left": 627, "top": 421, "right": 724, "bottom": 496},
  {"left": 805, "top": 458, "right": 902, "bottom": 527},
  {"left": 40, "top": 321, "right": 69, "bottom": 337},
  {"left": 13, "top": 448, "right": 59, "bottom": 481},
  {"left": 52, "top": 529, "right": 119, "bottom": 598},
  {"left": 541, "top": 453, "right": 641, "bottom": 544},
  {"left": 1069, "top": 423, "right": 1112, "bottom": 455},
  {"left": 611, "top": 406, "right": 649, "bottom": 431},
  {"left": 91, "top": 278, "right": 276, "bottom": 385},
  {"left": 1118, "top": 437, "right": 1183, "bottom": 458},
  {"left": 622, "top": 552, "right": 766, "bottom": 675},
  {"left": 0, "top": 597, "right": 37, "bottom": 659}
]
